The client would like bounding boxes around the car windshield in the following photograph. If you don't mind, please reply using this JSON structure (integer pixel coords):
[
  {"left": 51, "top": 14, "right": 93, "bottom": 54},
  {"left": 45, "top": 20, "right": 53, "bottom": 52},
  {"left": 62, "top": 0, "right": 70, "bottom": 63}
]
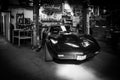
[{"left": 50, "top": 25, "right": 83, "bottom": 35}]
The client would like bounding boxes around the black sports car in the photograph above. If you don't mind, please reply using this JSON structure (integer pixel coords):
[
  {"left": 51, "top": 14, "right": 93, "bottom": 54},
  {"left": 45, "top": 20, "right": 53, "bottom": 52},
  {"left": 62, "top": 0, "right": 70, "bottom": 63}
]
[{"left": 44, "top": 25, "right": 100, "bottom": 62}]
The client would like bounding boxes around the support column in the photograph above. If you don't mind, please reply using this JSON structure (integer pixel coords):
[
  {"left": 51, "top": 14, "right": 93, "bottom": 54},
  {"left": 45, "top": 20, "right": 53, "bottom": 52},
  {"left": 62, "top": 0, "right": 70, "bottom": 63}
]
[
  {"left": 82, "top": 6, "right": 87, "bottom": 34},
  {"left": 86, "top": 8, "right": 91, "bottom": 35},
  {"left": 33, "top": 0, "right": 40, "bottom": 47}
]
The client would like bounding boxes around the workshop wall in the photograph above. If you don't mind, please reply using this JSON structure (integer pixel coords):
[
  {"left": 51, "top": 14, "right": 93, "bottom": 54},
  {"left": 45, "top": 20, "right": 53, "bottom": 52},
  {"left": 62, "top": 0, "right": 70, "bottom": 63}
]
[{"left": 10, "top": 8, "right": 33, "bottom": 29}]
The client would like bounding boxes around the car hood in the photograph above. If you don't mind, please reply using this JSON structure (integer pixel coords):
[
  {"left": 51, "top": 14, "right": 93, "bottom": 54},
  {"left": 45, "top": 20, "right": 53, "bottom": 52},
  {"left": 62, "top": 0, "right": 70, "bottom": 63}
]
[{"left": 47, "top": 34, "right": 100, "bottom": 54}]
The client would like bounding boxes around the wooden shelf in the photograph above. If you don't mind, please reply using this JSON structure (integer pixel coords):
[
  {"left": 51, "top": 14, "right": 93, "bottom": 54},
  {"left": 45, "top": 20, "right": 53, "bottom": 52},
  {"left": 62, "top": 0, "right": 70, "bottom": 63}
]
[{"left": 12, "top": 29, "right": 33, "bottom": 47}]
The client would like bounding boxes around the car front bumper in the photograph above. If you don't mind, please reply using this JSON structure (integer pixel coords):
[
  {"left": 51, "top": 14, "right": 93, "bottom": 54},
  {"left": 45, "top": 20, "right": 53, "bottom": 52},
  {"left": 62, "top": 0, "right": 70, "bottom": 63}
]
[
  {"left": 57, "top": 52, "right": 87, "bottom": 61},
  {"left": 56, "top": 51, "right": 100, "bottom": 61}
]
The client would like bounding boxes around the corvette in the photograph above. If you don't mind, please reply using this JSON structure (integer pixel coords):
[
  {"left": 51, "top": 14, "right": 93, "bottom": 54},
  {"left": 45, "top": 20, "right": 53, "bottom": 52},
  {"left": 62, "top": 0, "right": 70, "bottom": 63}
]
[{"left": 44, "top": 25, "right": 100, "bottom": 62}]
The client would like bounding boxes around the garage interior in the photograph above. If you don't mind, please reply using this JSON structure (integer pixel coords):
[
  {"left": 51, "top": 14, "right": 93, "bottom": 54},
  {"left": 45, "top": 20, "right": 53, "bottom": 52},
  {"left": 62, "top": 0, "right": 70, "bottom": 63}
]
[{"left": 0, "top": 0, "right": 120, "bottom": 80}]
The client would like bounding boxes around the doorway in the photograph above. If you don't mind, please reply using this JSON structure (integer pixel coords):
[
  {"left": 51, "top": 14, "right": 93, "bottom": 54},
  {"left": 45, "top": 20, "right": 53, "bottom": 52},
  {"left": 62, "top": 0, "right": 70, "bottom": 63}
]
[{"left": 0, "top": 12, "right": 10, "bottom": 41}]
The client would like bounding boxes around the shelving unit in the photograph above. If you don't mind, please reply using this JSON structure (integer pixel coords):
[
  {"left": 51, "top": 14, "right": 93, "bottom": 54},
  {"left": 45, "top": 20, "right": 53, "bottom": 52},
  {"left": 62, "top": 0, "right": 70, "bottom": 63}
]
[
  {"left": 12, "top": 13, "right": 33, "bottom": 47},
  {"left": 12, "top": 29, "right": 33, "bottom": 47}
]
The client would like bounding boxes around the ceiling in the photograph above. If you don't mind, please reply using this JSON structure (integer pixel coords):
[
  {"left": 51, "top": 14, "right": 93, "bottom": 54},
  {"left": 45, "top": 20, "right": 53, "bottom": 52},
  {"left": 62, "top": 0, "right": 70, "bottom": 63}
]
[
  {"left": 1, "top": 0, "right": 120, "bottom": 10},
  {"left": 90, "top": 0, "right": 120, "bottom": 9}
]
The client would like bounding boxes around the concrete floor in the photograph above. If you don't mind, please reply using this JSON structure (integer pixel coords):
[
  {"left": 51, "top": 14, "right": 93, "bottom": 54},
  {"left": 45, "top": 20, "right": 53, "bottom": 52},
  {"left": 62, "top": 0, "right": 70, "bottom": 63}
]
[{"left": 0, "top": 36, "right": 120, "bottom": 80}]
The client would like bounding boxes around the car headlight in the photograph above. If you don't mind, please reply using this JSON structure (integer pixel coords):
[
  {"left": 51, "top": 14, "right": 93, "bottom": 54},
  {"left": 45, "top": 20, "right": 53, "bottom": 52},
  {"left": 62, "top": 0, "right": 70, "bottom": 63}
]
[
  {"left": 81, "top": 40, "right": 90, "bottom": 47},
  {"left": 50, "top": 39, "right": 58, "bottom": 44}
]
